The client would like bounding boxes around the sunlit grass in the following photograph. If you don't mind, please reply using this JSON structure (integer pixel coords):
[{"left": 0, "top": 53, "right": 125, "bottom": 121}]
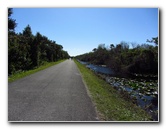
[
  {"left": 74, "top": 59, "right": 152, "bottom": 121},
  {"left": 8, "top": 60, "right": 66, "bottom": 83}
]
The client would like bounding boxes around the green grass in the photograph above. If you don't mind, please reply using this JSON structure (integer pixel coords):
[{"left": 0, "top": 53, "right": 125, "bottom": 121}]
[
  {"left": 74, "top": 59, "right": 152, "bottom": 121},
  {"left": 8, "top": 60, "right": 66, "bottom": 83}
]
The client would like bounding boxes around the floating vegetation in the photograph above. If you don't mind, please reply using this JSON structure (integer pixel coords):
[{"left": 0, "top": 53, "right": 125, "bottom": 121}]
[
  {"left": 103, "top": 75, "right": 158, "bottom": 121},
  {"left": 78, "top": 60, "right": 158, "bottom": 121}
]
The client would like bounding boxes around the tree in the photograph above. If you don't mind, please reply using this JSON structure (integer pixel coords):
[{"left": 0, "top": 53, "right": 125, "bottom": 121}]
[
  {"left": 131, "top": 42, "right": 137, "bottom": 48},
  {"left": 23, "top": 25, "right": 33, "bottom": 37},
  {"left": 8, "top": 8, "right": 17, "bottom": 32},
  {"left": 110, "top": 44, "right": 115, "bottom": 50},
  {"left": 146, "top": 37, "right": 158, "bottom": 45},
  {"left": 8, "top": 8, "right": 18, "bottom": 74},
  {"left": 115, "top": 44, "right": 122, "bottom": 53},
  {"left": 21, "top": 25, "right": 34, "bottom": 68},
  {"left": 92, "top": 48, "right": 97, "bottom": 52},
  {"left": 120, "top": 41, "right": 129, "bottom": 51}
]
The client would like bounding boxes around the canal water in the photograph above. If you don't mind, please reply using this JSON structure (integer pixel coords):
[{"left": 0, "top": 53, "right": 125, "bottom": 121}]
[
  {"left": 78, "top": 60, "right": 114, "bottom": 75},
  {"left": 78, "top": 60, "right": 158, "bottom": 121}
]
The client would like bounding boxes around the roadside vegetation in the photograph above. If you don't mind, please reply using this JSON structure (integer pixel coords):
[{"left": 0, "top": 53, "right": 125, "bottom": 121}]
[
  {"left": 8, "top": 60, "right": 65, "bottom": 82},
  {"left": 75, "top": 60, "right": 152, "bottom": 121},
  {"left": 75, "top": 39, "right": 158, "bottom": 76},
  {"left": 8, "top": 8, "right": 70, "bottom": 77}
]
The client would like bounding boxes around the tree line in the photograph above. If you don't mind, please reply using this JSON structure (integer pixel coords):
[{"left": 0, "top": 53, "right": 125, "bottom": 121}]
[
  {"left": 8, "top": 8, "right": 70, "bottom": 75},
  {"left": 76, "top": 39, "right": 158, "bottom": 75}
]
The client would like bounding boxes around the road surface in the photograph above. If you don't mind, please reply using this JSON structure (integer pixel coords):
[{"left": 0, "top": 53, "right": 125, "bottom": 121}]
[{"left": 8, "top": 60, "right": 98, "bottom": 121}]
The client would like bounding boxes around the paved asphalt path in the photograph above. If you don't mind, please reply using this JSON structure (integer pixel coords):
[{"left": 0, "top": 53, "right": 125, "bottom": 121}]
[{"left": 8, "top": 60, "right": 98, "bottom": 121}]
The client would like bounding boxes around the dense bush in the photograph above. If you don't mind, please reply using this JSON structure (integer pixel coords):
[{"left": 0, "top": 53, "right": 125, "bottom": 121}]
[{"left": 8, "top": 9, "right": 70, "bottom": 75}]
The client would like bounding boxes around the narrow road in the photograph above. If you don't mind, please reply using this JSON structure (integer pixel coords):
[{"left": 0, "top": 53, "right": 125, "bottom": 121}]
[{"left": 8, "top": 60, "right": 98, "bottom": 121}]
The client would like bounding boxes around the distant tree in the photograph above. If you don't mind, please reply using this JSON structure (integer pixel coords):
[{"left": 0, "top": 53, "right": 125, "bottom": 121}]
[
  {"left": 115, "top": 44, "right": 122, "bottom": 53},
  {"left": 120, "top": 41, "right": 129, "bottom": 51},
  {"left": 146, "top": 37, "right": 158, "bottom": 45},
  {"left": 23, "top": 25, "right": 33, "bottom": 37},
  {"left": 131, "top": 42, "right": 137, "bottom": 48},
  {"left": 93, "top": 48, "right": 97, "bottom": 52},
  {"left": 110, "top": 44, "right": 115, "bottom": 50},
  {"left": 98, "top": 44, "right": 106, "bottom": 49}
]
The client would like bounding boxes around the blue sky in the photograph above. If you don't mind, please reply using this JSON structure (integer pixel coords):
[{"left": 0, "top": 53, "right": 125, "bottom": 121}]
[{"left": 12, "top": 8, "right": 158, "bottom": 56}]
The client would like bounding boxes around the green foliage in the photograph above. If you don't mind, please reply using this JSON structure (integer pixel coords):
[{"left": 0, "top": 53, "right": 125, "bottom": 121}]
[
  {"left": 76, "top": 41, "right": 158, "bottom": 75},
  {"left": 8, "top": 8, "right": 17, "bottom": 32},
  {"left": 147, "top": 37, "right": 158, "bottom": 45},
  {"left": 8, "top": 9, "right": 70, "bottom": 76}
]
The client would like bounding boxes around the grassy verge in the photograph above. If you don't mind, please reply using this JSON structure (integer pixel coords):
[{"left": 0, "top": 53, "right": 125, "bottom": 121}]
[
  {"left": 74, "top": 59, "right": 152, "bottom": 121},
  {"left": 8, "top": 60, "right": 66, "bottom": 83}
]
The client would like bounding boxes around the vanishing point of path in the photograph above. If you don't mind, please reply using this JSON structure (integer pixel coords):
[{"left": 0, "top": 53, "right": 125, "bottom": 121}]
[{"left": 8, "top": 60, "right": 98, "bottom": 121}]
